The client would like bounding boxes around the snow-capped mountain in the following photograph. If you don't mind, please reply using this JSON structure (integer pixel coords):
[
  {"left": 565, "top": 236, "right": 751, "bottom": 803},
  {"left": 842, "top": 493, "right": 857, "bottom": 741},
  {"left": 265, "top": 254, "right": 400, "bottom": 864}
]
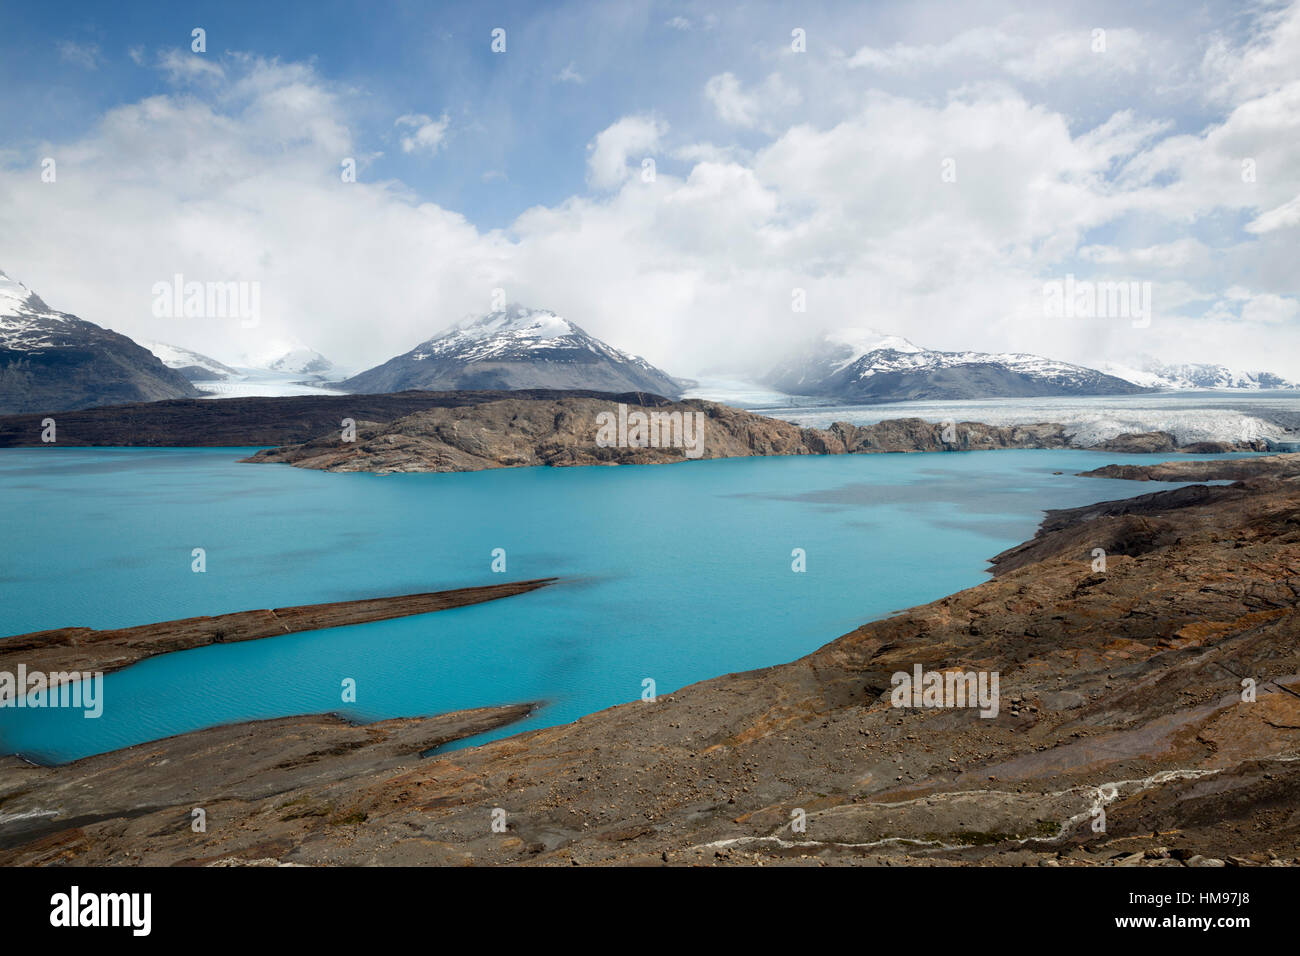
[
  {"left": 0, "top": 270, "right": 199, "bottom": 414},
  {"left": 340, "top": 305, "right": 684, "bottom": 397},
  {"left": 767, "top": 328, "right": 1147, "bottom": 403},
  {"left": 141, "top": 340, "right": 243, "bottom": 382},
  {"left": 1102, "top": 358, "right": 1298, "bottom": 391},
  {"left": 257, "top": 347, "right": 336, "bottom": 378}
]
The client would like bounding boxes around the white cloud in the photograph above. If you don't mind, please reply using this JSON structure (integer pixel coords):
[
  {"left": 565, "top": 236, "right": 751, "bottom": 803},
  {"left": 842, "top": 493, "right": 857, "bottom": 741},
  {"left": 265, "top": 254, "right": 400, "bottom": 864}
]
[
  {"left": 158, "top": 48, "right": 225, "bottom": 84},
  {"left": 848, "top": 25, "right": 1150, "bottom": 84},
  {"left": 395, "top": 113, "right": 450, "bottom": 155},
  {"left": 1080, "top": 239, "right": 1209, "bottom": 269},
  {"left": 1004, "top": 29, "right": 1146, "bottom": 82},
  {"left": 704, "top": 72, "right": 801, "bottom": 130},
  {"left": 0, "top": 56, "right": 501, "bottom": 369},
  {"left": 585, "top": 115, "right": 665, "bottom": 190},
  {"left": 556, "top": 61, "right": 584, "bottom": 84},
  {"left": 1247, "top": 193, "right": 1300, "bottom": 233},
  {"left": 3, "top": 6, "right": 1300, "bottom": 382},
  {"left": 1202, "top": 1, "right": 1300, "bottom": 102},
  {"left": 57, "top": 40, "right": 102, "bottom": 70}
]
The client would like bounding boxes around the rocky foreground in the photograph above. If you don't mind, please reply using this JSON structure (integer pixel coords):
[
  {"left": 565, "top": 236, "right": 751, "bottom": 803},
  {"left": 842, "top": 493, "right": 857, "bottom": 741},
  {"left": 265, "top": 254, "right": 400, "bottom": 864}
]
[
  {"left": 2, "top": 455, "right": 1297, "bottom": 866},
  {"left": 244, "top": 393, "right": 1260, "bottom": 473}
]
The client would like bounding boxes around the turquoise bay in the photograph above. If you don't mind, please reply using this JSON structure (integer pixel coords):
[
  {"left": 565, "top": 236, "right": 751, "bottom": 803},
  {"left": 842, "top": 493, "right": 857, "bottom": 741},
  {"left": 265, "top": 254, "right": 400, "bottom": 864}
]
[{"left": 0, "top": 447, "right": 1248, "bottom": 763}]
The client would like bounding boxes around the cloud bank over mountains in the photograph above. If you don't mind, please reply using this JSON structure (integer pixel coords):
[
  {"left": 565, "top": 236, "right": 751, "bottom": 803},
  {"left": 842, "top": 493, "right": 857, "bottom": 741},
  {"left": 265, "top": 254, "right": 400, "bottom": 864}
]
[{"left": 1, "top": 1, "right": 1298, "bottom": 379}]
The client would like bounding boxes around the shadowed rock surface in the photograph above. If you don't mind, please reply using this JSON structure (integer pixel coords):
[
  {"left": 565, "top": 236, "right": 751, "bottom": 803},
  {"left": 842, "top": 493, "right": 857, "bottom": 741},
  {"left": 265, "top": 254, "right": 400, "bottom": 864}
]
[{"left": 1, "top": 457, "right": 1297, "bottom": 867}]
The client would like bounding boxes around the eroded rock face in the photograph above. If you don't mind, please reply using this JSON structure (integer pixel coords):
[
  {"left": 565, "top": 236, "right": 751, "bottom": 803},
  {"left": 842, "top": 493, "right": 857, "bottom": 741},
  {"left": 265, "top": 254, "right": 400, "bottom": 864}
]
[{"left": 3, "top": 458, "right": 1299, "bottom": 867}]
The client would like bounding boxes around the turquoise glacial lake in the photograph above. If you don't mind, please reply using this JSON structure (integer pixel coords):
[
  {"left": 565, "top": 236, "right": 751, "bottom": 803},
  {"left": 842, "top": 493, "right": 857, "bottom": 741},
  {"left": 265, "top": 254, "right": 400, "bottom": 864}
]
[{"left": 0, "top": 447, "right": 1249, "bottom": 763}]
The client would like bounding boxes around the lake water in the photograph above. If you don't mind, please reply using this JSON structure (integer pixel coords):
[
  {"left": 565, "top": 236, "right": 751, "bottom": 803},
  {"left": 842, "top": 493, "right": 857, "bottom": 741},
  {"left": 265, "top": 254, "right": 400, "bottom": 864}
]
[{"left": 0, "top": 446, "right": 1252, "bottom": 763}]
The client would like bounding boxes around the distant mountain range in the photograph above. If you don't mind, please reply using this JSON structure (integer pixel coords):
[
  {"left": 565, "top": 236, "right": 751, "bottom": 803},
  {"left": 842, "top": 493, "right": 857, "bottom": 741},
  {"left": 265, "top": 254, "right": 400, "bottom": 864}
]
[
  {"left": 767, "top": 329, "right": 1146, "bottom": 402},
  {"left": 143, "top": 341, "right": 341, "bottom": 390},
  {"left": 7, "top": 268, "right": 1297, "bottom": 416},
  {"left": 0, "top": 270, "right": 199, "bottom": 414},
  {"left": 340, "top": 305, "right": 684, "bottom": 397},
  {"left": 1101, "top": 358, "right": 1298, "bottom": 391}
]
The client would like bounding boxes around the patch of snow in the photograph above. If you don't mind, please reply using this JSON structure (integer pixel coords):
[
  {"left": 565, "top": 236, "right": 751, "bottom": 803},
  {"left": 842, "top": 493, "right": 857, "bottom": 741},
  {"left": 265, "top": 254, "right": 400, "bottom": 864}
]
[
  {"left": 139, "top": 340, "right": 242, "bottom": 378},
  {"left": 409, "top": 306, "right": 633, "bottom": 365},
  {"left": 0, "top": 269, "right": 75, "bottom": 351},
  {"left": 252, "top": 347, "right": 336, "bottom": 376}
]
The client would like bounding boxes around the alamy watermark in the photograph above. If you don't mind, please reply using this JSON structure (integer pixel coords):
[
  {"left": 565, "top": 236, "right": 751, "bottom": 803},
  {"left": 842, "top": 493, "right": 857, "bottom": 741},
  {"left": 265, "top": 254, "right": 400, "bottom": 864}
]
[
  {"left": 1043, "top": 274, "right": 1151, "bottom": 328},
  {"left": 0, "top": 666, "right": 103, "bottom": 718},
  {"left": 152, "top": 273, "right": 260, "bottom": 328},
  {"left": 595, "top": 403, "right": 705, "bottom": 459},
  {"left": 50, "top": 886, "right": 150, "bottom": 936},
  {"left": 891, "top": 664, "right": 999, "bottom": 718}
]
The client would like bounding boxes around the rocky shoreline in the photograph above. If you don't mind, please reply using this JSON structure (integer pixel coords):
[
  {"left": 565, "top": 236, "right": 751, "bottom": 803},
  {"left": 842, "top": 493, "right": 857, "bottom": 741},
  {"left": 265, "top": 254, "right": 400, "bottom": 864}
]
[
  {"left": 0, "top": 389, "right": 1269, "bottom": 463},
  {"left": 2, "top": 453, "right": 1297, "bottom": 866},
  {"left": 242, "top": 393, "right": 1265, "bottom": 474}
]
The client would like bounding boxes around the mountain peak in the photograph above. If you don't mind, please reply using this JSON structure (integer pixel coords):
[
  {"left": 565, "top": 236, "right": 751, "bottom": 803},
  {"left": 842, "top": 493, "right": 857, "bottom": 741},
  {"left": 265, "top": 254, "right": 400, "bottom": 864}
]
[
  {"left": 459, "top": 305, "right": 575, "bottom": 335},
  {"left": 823, "top": 327, "right": 924, "bottom": 358},
  {"left": 262, "top": 347, "right": 335, "bottom": 376},
  {"left": 424, "top": 305, "right": 582, "bottom": 352},
  {"left": 0, "top": 271, "right": 201, "bottom": 413},
  {"left": 767, "top": 327, "right": 1146, "bottom": 401},
  {"left": 341, "top": 305, "right": 682, "bottom": 396},
  {"left": 410, "top": 305, "right": 605, "bottom": 364},
  {"left": 0, "top": 269, "right": 54, "bottom": 318}
]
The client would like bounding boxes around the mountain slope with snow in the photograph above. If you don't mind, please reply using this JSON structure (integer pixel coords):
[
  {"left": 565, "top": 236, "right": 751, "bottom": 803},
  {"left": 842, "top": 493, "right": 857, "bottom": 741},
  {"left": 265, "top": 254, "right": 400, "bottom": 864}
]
[
  {"left": 0, "top": 271, "right": 200, "bottom": 414},
  {"left": 340, "top": 306, "right": 683, "bottom": 396},
  {"left": 1102, "top": 358, "right": 1298, "bottom": 391},
  {"left": 140, "top": 340, "right": 243, "bottom": 382},
  {"left": 768, "top": 328, "right": 1146, "bottom": 403},
  {"left": 256, "top": 348, "right": 336, "bottom": 378}
]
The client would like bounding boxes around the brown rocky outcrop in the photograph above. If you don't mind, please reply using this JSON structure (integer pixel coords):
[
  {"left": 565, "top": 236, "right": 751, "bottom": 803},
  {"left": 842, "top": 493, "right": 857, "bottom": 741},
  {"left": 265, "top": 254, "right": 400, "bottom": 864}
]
[{"left": 243, "top": 396, "right": 1080, "bottom": 473}]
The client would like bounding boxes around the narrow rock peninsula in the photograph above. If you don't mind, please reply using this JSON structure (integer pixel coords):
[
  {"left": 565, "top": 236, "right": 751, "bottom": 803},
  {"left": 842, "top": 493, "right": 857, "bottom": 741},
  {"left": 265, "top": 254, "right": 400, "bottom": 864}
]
[{"left": 0, "top": 578, "right": 556, "bottom": 682}]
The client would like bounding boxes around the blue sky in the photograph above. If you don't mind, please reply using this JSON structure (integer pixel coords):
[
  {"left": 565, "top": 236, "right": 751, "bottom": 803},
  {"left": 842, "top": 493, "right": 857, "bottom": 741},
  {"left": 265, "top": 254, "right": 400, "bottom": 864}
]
[
  {"left": 1, "top": 0, "right": 1297, "bottom": 376},
  {"left": 0, "top": 0, "right": 1258, "bottom": 227},
  {"left": 4, "top": 0, "right": 796, "bottom": 227}
]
